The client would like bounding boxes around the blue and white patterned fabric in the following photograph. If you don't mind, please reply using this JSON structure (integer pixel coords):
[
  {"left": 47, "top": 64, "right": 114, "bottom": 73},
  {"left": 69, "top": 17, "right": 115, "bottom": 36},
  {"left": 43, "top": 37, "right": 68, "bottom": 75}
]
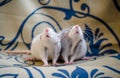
[
  {"left": 0, "top": 0, "right": 120, "bottom": 78},
  {"left": 0, "top": 52, "right": 120, "bottom": 78}
]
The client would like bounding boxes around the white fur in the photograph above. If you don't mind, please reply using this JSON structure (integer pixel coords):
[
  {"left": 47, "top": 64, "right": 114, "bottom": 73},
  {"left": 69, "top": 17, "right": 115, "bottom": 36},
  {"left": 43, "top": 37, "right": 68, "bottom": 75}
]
[
  {"left": 30, "top": 27, "right": 61, "bottom": 66},
  {"left": 61, "top": 25, "right": 87, "bottom": 64}
]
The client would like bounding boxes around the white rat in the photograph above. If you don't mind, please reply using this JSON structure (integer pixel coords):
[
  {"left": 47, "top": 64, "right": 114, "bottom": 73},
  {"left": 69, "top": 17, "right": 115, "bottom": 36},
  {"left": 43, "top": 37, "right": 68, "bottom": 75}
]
[
  {"left": 60, "top": 25, "right": 88, "bottom": 64},
  {"left": 28, "top": 27, "right": 61, "bottom": 66},
  {"left": 6, "top": 27, "right": 61, "bottom": 66}
]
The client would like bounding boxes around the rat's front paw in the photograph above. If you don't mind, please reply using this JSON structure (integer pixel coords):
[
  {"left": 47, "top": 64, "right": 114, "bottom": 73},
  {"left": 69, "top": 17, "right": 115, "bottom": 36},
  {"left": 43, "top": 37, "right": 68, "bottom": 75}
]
[
  {"left": 25, "top": 57, "right": 35, "bottom": 61},
  {"left": 68, "top": 61, "right": 74, "bottom": 64},
  {"left": 43, "top": 64, "right": 50, "bottom": 67},
  {"left": 81, "top": 57, "right": 91, "bottom": 60},
  {"left": 64, "top": 61, "right": 74, "bottom": 65},
  {"left": 52, "top": 63, "right": 60, "bottom": 66}
]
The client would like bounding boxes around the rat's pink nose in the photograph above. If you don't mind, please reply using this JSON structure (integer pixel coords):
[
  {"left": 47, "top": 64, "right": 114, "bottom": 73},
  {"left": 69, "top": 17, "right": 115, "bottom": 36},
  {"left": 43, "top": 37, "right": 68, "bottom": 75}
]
[
  {"left": 45, "top": 28, "right": 49, "bottom": 32},
  {"left": 74, "top": 25, "right": 79, "bottom": 34},
  {"left": 75, "top": 25, "right": 79, "bottom": 29},
  {"left": 76, "top": 26, "right": 78, "bottom": 29}
]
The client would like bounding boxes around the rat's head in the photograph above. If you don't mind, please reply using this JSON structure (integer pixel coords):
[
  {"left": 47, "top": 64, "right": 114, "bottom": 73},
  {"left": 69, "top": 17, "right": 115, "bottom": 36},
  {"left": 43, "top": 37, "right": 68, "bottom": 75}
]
[
  {"left": 68, "top": 25, "right": 84, "bottom": 39},
  {"left": 41, "top": 27, "right": 60, "bottom": 42}
]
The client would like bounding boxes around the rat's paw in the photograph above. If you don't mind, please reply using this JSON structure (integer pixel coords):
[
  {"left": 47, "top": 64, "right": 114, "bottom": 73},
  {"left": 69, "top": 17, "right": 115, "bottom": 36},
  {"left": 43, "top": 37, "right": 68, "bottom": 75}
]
[
  {"left": 68, "top": 61, "right": 74, "bottom": 64},
  {"left": 64, "top": 61, "right": 74, "bottom": 65},
  {"left": 43, "top": 64, "right": 50, "bottom": 67},
  {"left": 25, "top": 57, "right": 35, "bottom": 61},
  {"left": 81, "top": 57, "right": 91, "bottom": 60},
  {"left": 52, "top": 63, "right": 60, "bottom": 66}
]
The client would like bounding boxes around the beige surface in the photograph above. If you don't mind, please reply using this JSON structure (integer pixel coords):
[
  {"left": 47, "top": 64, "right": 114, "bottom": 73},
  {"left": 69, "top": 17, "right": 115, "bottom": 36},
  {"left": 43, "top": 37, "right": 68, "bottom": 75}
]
[
  {"left": 0, "top": 0, "right": 120, "bottom": 78},
  {"left": 0, "top": 0, "right": 120, "bottom": 52}
]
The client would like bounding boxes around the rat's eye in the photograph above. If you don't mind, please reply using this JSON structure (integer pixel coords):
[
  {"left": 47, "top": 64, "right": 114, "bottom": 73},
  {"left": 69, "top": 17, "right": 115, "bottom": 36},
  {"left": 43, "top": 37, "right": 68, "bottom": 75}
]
[{"left": 46, "top": 35, "right": 50, "bottom": 38}]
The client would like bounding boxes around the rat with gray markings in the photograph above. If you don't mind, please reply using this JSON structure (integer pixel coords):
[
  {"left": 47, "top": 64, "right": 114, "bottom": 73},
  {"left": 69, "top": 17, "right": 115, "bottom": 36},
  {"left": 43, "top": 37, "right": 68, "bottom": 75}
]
[{"left": 59, "top": 25, "right": 89, "bottom": 64}]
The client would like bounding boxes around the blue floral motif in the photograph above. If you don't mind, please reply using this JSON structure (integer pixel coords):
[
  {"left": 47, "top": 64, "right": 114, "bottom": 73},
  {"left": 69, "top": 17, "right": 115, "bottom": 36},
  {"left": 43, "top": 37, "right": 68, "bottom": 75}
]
[
  {"left": 14, "top": 55, "right": 35, "bottom": 65},
  {"left": 0, "top": 52, "right": 34, "bottom": 67},
  {"left": 0, "top": 74, "right": 18, "bottom": 78},
  {"left": 32, "top": 67, "right": 46, "bottom": 78},
  {"left": 71, "top": 67, "right": 88, "bottom": 78},
  {"left": 113, "top": 0, "right": 120, "bottom": 12},
  {"left": 0, "top": 0, "right": 119, "bottom": 57},
  {"left": 103, "top": 65, "right": 120, "bottom": 74},
  {"left": 90, "top": 69, "right": 111, "bottom": 78},
  {"left": 52, "top": 66, "right": 88, "bottom": 78},
  {"left": 0, "top": 0, "right": 12, "bottom": 6},
  {"left": 0, "top": 0, "right": 89, "bottom": 50},
  {"left": 0, "top": 65, "right": 11, "bottom": 68},
  {"left": 21, "top": 67, "right": 46, "bottom": 78},
  {"left": 0, "top": 52, "right": 12, "bottom": 59},
  {"left": 110, "top": 54, "right": 120, "bottom": 60},
  {"left": 22, "top": 67, "right": 33, "bottom": 78},
  {"left": 38, "top": 0, "right": 51, "bottom": 5},
  {"left": 0, "top": 66, "right": 46, "bottom": 78},
  {"left": 52, "top": 69, "right": 71, "bottom": 78},
  {"left": 52, "top": 66, "right": 112, "bottom": 78},
  {"left": 84, "top": 24, "right": 118, "bottom": 56}
]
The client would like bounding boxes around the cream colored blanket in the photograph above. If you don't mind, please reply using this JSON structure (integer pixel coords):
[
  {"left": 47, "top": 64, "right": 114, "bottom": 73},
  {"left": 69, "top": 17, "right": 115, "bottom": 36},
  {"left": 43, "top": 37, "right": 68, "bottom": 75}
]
[{"left": 0, "top": 0, "right": 120, "bottom": 78}]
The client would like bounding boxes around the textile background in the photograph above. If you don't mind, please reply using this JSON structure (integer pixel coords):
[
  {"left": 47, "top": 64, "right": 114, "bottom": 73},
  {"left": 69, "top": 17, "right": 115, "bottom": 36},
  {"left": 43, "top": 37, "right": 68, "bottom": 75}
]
[
  {"left": 0, "top": 0, "right": 120, "bottom": 55},
  {"left": 0, "top": 0, "right": 120, "bottom": 78}
]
